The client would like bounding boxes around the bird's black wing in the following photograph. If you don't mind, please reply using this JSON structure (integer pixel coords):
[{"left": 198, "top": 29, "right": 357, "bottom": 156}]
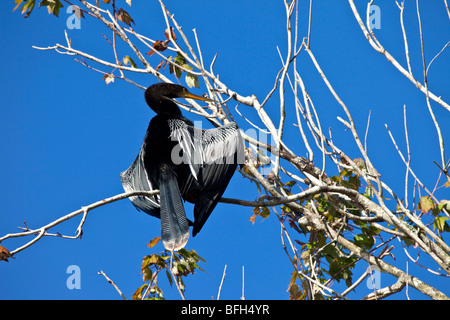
[
  {"left": 120, "top": 143, "right": 160, "bottom": 218},
  {"left": 168, "top": 120, "right": 245, "bottom": 236}
]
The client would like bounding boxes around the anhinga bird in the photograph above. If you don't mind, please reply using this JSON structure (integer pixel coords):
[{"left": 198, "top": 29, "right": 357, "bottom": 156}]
[{"left": 121, "top": 83, "right": 244, "bottom": 251}]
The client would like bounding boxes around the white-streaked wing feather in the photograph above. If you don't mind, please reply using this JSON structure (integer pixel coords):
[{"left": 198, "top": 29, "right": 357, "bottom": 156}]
[
  {"left": 168, "top": 120, "right": 244, "bottom": 178},
  {"left": 120, "top": 145, "right": 160, "bottom": 217}
]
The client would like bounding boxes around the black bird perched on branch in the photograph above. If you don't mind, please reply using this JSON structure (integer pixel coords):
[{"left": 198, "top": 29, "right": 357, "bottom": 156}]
[{"left": 121, "top": 83, "right": 244, "bottom": 251}]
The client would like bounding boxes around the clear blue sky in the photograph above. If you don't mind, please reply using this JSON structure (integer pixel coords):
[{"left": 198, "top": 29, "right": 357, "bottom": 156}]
[{"left": 1, "top": 0, "right": 449, "bottom": 300}]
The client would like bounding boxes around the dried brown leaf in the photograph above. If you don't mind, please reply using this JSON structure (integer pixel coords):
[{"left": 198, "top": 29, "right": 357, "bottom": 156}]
[
  {"left": 147, "top": 40, "right": 169, "bottom": 56},
  {"left": 116, "top": 8, "right": 134, "bottom": 27},
  {"left": 102, "top": 73, "right": 115, "bottom": 85},
  {"left": 0, "top": 245, "right": 12, "bottom": 262},
  {"left": 155, "top": 60, "right": 164, "bottom": 72},
  {"left": 147, "top": 236, "right": 161, "bottom": 248},
  {"left": 164, "top": 27, "right": 177, "bottom": 41}
]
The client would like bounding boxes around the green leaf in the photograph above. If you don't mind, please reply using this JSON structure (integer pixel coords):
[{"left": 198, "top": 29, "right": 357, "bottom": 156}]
[
  {"left": 181, "top": 64, "right": 193, "bottom": 71},
  {"left": 191, "top": 249, "right": 206, "bottom": 263},
  {"left": 173, "top": 52, "right": 187, "bottom": 65},
  {"left": 347, "top": 174, "right": 361, "bottom": 190},
  {"left": 170, "top": 53, "right": 196, "bottom": 80},
  {"left": 418, "top": 196, "right": 435, "bottom": 214},
  {"left": 142, "top": 254, "right": 163, "bottom": 269},
  {"left": 169, "top": 63, "right": 182, "bottom": 79},
  {"left": 185, "top": 73, "right": 199, "bottom": 88},
  {"left": 353, "top": 234, "right": 374, "bottom": 250},
  {"left": 132, "top": 283, "right": 148, "bottom": 300},
  {"left": 165, "top": 270, "right": 173, "bottom": 287},
  {"left": 15, "top": 0, "right": 36, "bottom": 18},
  {"left": 260, "top": 207, "right": 270, "bottom": 219},
  {"left": 149, "top": 285, "right": 165, "bottom": 299},
  {"left": 434, "top": 216, "right": 450, "bottom": 233},
  {"left": 284, "top": 180, "right": 297, "bottom": 188},
  {"left": 436, "top": 200, "right": 450, "bottom": 214},
  {"left": 39, "top": 0, "right": 63, "bottom": 17},
  {"left": 13, "top": 0, "right": 26, "bottom": 11},
  {"left": 123, "top": 55, "right": 137, "bottom": 68},
  {"left": 142, "top": 267, "right": 152, "bottom": 282},
  {"left": 401, "top": 236, "right": 416, "bottom": 247}
]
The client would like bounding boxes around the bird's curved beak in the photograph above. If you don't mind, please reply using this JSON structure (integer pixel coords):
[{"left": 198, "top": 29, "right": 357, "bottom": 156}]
[{"left": 181, "top": 91, "right": 215, "bottom": 102}]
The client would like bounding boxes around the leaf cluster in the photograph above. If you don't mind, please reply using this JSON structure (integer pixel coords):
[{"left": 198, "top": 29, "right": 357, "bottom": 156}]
[
  {"left": 132, "top": 237, "right": 206, "bottom": 300},
  {"left": 256, "top": 168, "right": 378, "bottom": 299},
  {"left": 14, "top": 0, "right": 65, "bottom": 18}
]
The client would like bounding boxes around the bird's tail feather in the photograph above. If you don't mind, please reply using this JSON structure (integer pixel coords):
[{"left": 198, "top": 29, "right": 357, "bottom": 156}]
[
  {"left": 193, "top": 192, "right": 221, "bottom": 237},
  {"left": 159, "top": 173, "right": 190, "bottom": 251}
]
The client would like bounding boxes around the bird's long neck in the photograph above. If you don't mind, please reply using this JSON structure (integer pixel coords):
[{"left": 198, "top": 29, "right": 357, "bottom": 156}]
[{"left": 151, "top": 100, "right": 182, "bottom": 116}]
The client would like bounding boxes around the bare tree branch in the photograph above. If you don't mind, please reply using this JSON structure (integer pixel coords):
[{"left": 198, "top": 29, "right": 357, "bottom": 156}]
[
  {"left": 348, "top": 0, "right": 450, "bottom": 112},
  {"left": 0, "top": 190, "right": 159, "bottom": 256}
]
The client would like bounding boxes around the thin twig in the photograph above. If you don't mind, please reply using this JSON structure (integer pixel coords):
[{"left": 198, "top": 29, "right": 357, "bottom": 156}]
[
  {"left": 169, "top": 250, "right": 186, "bottom": 300},
  {"left": 416, "top": 0, "right": 446, "bottom": 172},
  {"left": 241, "top": 265, "right": 245, "bottom": 300},
  {"left": 307, "top": 0, "right": 313, "bottom": 48},
  {"left": 396, "top": 1, "right": 413, "bottom": 75},
  {"left": 98, "top": 270, "right": 127, "bottom": 300},
  {"left": 403, "top": 105, "right": 411, "bottom": 209},
  {"left": 364, "top": 110, "right": 371, "bottom": 153},
  {"left": 217, "top": 264, "right": 227, "bottom": 300},
  {"left": 444, "top": 0, "right": 450, "bottom": 21}
]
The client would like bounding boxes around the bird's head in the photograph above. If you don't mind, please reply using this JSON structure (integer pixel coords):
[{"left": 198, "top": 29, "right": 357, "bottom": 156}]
[{"left": 145, "top": 83, "right": 213, "bottom": 115}]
